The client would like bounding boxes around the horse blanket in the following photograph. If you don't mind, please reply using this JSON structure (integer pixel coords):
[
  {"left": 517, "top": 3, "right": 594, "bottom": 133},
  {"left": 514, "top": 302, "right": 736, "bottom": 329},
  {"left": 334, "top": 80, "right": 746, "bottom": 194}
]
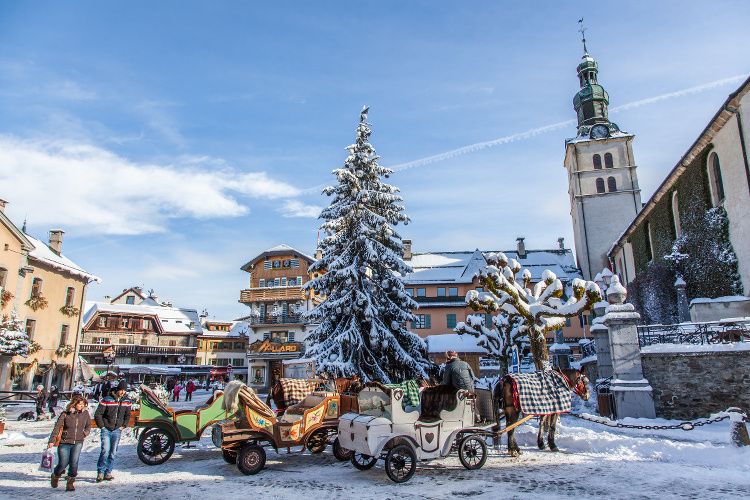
[
  {"left": 277, "top": 378, "right": 318, "bottom": 409},
  {"left": 505, "top": 371, "right": 571, "bottom": 416},
  {"left": 385, "top": 380, "right": 421, "bottom": 408}
]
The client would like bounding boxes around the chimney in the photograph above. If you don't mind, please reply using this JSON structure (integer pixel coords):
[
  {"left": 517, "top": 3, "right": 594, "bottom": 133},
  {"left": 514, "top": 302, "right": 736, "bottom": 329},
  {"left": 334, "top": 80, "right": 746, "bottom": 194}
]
[
  {"left": 0, "top": 199, "right": 7, "bottom": 213},
  {"left": 49, "top": 229, "right": 65, "bottom": 254},
  {"left": 403, "top": 239, "right": 412, "bottom": 260},
  {"left": 558, "top": 237, "right": 565, "bottom": 250},
  {"left": 516, "top": 237, "right": 526, "bottom": 259}
]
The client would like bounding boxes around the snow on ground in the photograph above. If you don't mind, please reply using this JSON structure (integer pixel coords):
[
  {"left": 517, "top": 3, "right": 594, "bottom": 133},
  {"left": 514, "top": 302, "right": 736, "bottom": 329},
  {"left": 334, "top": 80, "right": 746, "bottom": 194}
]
[{"left": 1, "top": 391, "right": 749, "bottom": 499}]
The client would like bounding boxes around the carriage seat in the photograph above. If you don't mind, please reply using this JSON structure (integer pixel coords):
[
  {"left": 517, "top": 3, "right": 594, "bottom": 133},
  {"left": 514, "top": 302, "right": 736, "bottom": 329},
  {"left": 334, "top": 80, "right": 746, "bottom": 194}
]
[
  {"left": 418, "top": 385, "right": 458, "bottom": 423},
  {"left": 194, "top": 390, "right": 224, "bottom": 412},
  {"left": 283, "top": 392, "right": 331, "bottom": 415}
]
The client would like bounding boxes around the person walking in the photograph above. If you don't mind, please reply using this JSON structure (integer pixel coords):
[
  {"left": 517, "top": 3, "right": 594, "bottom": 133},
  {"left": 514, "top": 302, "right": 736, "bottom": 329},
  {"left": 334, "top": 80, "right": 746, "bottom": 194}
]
[
  {"left": 172, "top": 381, "right": 182, "bottom": 402},
  {"left": 34, "top": 384, "right": 48, "bottom": 419},
  {"left": 185, "top": 379, "right": 196, "bottom": 402},
  {"left": 94, "top": 380, "right": 132, "bottom": 482},
  {"left": 48, "top": 394, "right": 91, "bottom": 491},
  {"left": 48, "top": 385, "right": 60, "bottom": 417},
  {"left": 442, "top": 350, "right": 476, "bottom": 392}
]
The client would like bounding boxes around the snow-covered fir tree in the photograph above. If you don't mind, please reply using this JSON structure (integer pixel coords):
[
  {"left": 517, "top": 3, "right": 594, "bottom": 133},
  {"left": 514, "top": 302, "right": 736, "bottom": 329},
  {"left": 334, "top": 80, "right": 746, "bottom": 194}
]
[
  {"left": 303, "top": 106, "right": 433, "bottom": 383},
  {"left": 0, "top": 309, "right": 30, "bottom": 357},
  {"left": 455, "top": 252, "right": 600, "bottom": 371}
]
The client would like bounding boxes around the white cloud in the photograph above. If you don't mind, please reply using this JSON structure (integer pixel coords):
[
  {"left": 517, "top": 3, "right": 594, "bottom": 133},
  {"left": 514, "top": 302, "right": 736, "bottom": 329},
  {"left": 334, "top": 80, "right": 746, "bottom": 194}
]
[
  {"left": 278, "top": 200, "right": 322, "bottom": 218},
  {"left": 0, "top": 135, "right": 301, "bottom": 235}
]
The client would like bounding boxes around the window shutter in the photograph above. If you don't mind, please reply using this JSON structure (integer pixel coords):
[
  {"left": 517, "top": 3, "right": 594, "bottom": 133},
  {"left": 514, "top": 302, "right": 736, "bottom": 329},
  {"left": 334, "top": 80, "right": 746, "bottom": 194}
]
[{"left": 425, "top": 315, "right": 431, "bottom": 329}]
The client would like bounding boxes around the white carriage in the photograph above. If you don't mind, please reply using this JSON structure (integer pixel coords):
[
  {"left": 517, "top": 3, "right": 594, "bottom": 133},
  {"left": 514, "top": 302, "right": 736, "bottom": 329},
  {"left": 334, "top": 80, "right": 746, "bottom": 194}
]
[{"left": 337, "top": 385, "right": 490, "bottom": 482}]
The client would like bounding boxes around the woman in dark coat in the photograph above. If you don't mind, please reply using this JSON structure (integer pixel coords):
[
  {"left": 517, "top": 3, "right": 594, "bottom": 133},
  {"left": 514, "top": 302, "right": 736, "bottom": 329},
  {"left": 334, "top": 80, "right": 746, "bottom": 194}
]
[
  {"left": 48, "top": 394, "right": 91, "bottom": 491},
  {"left": 47, "top": 385, "right": 60, "bottom": 417}
]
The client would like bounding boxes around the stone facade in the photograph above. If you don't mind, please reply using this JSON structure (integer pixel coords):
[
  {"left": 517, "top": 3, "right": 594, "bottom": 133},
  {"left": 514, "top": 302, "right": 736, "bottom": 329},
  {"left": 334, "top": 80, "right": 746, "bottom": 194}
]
[{"left": 641, "top": 349, "right": 750, "bottom": 420}]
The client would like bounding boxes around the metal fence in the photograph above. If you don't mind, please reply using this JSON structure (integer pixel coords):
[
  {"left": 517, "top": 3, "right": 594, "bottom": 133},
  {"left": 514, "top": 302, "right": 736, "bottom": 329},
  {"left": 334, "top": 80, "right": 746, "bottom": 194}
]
[{"left": 637, "top": 319, "right": 750, "bottom": 347}]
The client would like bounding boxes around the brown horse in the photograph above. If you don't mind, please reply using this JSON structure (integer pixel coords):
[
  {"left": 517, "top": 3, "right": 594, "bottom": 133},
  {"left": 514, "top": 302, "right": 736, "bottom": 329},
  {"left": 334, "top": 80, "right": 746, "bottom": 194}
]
[{"left": 493, "top": 368, "right": 589, "bottom": 456}]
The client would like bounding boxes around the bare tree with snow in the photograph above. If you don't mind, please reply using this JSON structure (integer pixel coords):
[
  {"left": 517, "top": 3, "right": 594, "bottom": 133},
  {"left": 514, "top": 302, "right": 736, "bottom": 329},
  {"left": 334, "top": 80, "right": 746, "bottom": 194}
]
[
  {"left": 455, "top": 252, "right": 601, "bottom": 371},
  {"left": 303, "top": 107, "right": 433, "bottom": 382}
]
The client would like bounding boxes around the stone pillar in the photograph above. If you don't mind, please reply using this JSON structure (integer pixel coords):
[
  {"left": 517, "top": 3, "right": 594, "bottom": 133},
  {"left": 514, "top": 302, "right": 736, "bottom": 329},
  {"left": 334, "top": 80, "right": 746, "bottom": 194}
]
[
  {"left": 549, "top": 329, "right": 571, "bottom": 369},
  {"left": 674, "top": 277, "right": 690, "bottom": 323},
  {"left": 603, "top": 276, "right": 656, "bottom": 419},
  {"left": 590, "top": 301, "right": 612, "bottom": 381}
]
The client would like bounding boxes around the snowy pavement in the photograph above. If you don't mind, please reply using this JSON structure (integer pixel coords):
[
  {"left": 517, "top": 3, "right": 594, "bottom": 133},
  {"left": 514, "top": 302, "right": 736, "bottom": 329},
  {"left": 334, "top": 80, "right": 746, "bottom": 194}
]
[{"left": 1, "top": 396, "right": 749, "bottom": 499}]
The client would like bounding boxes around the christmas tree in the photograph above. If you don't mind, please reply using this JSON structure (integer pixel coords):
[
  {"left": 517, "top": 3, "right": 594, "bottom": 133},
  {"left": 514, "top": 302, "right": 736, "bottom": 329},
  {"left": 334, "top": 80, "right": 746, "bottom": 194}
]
[
  {"left": 0, "top": 309, "right": 30, "bottom": 357},
  {"left": 303, "top": 106, "right": 433, "bottom": 382}
]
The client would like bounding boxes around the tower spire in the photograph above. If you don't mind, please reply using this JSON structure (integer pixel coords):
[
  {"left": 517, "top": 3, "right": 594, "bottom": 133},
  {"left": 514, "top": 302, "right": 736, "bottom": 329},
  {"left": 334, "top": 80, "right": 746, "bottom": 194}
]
[{"left": 578, "top": 18, "right": 588, "bottom": 54}]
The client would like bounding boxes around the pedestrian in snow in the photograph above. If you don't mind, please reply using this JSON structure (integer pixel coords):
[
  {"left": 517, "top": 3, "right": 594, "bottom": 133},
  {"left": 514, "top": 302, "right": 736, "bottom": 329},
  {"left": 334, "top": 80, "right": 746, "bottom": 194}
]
[
  {"left": 172, "top": 382, "right": 182, "bottom": 402},
  {"left": 185, "top": 379, "right": 196, "bottom": 401},
  {"left": 48, "top": 385, "right": 60, "bottom": 417},
  {"left": 94, "top": 380, "right": 132, "bottom": 482},
  {"left": 35, "top": 384, "right": 48, "bottom": 419},
  {"left": 441, "top": 350, "right": 476, "bottom": 392},
  {"left": 166, "top": 377, "right": 176, "bottom": 392},
  {"left": 48, "top": 394, "right": 91, "bottom": 491}
]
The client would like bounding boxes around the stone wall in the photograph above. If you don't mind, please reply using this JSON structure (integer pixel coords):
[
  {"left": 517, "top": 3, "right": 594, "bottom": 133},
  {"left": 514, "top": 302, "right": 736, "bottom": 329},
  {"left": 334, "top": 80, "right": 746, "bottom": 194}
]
[{"left": 641, "top": 349, "right": 750, "bottom": 419}]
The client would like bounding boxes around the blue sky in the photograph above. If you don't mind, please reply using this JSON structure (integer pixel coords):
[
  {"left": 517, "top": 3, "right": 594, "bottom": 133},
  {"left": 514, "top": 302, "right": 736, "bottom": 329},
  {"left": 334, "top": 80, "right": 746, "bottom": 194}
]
[{"left": 1, "top": 1, "right": 749, "bottom": 319}]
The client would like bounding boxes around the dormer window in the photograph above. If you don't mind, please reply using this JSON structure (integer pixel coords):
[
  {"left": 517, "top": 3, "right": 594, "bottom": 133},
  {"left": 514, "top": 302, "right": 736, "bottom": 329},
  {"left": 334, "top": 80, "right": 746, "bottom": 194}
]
[{"left": 126, "top": 295, "right": 135, "bottom": 305}]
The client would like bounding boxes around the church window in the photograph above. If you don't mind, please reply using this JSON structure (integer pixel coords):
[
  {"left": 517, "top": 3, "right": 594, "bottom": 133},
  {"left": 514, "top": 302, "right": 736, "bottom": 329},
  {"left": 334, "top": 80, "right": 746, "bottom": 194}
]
[
  {"left": 707, "top": 152, "right": 725, "bottom": 206},
  {"left": 671, "top": 191, "right": 681, "bottom": 237},
  {"left": 604, "top": 153, "right": 614, "bottom": 168},
  {"left": 593, "top": 154, "right": 602, "bottom": 170},
  {"left": 644, "top": 221, "right": 654, "bottom": 262},
  {"left": 595, "top": 178, "right": 605, "bottom": 193},
  {"left": 607, "top": 177, "right": 617, "bottom": 192}
]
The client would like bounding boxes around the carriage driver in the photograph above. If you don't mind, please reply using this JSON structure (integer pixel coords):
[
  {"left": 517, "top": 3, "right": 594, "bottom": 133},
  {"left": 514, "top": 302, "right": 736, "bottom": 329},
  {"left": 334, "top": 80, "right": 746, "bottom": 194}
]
[{"left": 442, "top": 350, "right": 476, "bottom": 393}]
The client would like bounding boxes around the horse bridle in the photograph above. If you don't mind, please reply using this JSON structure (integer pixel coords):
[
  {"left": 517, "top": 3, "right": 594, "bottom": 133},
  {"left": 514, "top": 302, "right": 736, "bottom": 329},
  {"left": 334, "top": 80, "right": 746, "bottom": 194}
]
[{"left": 556, "top": 368, "right": 588, "bottom": 398}]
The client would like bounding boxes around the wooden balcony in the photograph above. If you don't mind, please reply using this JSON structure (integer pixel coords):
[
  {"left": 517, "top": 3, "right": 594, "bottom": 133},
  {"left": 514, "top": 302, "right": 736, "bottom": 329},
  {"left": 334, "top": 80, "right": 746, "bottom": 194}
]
[
  {"left": 78, "top": 343, "right": 197, "bottom": 357},
  {"left": 239, "top": 287, "right": 306, "bottom": 303},
  {"left": 246, "top": 314, "right": 304, "bottom": 326}
]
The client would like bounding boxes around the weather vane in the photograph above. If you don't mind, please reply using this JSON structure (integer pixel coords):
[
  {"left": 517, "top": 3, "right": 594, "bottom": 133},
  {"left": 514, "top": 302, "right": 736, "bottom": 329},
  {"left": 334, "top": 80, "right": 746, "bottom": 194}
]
[{"left": 578, "top": 18, "right": 588, "bottom": 54}]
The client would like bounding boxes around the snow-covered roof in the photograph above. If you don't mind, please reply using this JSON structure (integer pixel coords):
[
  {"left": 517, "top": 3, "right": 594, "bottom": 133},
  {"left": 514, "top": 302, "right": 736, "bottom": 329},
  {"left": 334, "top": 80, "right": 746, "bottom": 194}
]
[
  {"left": 83, "top": 301, "right": 203, "bottom": 335},
  {"left": 424, "top": 333, "right": 486, "bottom": 354},
  {"left": 199, "top": 320, "right": 250, "bottom": 338},
  {"left": 25, "top": 233, "right": 100, "bottom": 282},
  {"left": 689, "top": 296, "right": 750, "bottom": 305},
  {"left": 241, "top": 243, "right": 315, "bottom": 272},
  {"left": 404, "top": 248, "right": 581, "bottom": 285}
]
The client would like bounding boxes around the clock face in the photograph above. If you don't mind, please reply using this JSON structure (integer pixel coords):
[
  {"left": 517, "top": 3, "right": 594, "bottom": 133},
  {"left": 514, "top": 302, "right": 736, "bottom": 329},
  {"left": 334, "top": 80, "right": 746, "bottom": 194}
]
[{"left": 590, "top": 124, "right": 609, "bottom": 139}]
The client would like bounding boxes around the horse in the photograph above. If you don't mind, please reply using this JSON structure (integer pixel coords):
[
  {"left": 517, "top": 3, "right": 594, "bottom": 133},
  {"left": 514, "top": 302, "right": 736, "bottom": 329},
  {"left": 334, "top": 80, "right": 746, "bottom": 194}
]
[{"left": 492, "top": 368, "right": 589, "bottom": 456}]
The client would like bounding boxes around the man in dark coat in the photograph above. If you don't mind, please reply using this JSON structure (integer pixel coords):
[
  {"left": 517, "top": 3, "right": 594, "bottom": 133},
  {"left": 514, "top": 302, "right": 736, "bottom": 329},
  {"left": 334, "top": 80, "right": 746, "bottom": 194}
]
[
  {"left": 442, "top": 350, "right": 476, "bottom": 392},
  {"left": 94, "top": 381, "right": 132, "bottom": 482}
]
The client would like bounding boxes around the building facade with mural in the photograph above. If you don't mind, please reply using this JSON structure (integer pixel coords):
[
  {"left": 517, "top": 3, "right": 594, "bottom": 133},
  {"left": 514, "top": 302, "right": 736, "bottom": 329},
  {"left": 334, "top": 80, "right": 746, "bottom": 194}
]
[
  {"left": 0, "top": 200, "right": 99, "bottom": 391},
  {"left": 237, "top": 244, "right": 318, "bottom": 390}
]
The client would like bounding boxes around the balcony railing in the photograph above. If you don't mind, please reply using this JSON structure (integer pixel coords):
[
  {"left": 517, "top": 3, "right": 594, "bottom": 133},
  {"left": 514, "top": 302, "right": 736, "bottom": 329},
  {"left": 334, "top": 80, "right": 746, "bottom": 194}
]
[
  {"left": 240, "top": 287, "right": 306, "bottom": 303},
  {"left": 78, "top": 343, "right": 197, "bottom": 356},
  {"left": 637, "top": 319, "right": 749, "bottom": 347},
  {"left": 245, "top": 314, "right": 304, "bottom": 326},
  {"left": 412, "top": 296, "right": 465, "bottom": 304}
]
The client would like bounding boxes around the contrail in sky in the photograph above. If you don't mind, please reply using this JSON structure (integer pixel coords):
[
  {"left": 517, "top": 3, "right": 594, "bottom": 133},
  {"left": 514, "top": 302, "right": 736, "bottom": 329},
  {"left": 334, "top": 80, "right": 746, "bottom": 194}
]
[
  {"left": 301, "top": 74, "right": 747, "bottom": 192},
  {"left": 387, "top": 74, "right": 748, "bottom": 172}
]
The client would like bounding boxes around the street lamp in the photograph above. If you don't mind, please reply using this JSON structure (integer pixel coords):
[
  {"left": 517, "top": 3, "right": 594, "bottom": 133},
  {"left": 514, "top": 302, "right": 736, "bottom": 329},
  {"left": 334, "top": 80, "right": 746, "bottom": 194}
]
[
  {"left": 594, "top": 268, "right": 614, "bottom": 301},
  {"left": 102, "top": 346, "right": 116, "bottom": 377},
  {"left": 177, "top": 354, "right": 186, "bottom": 365}
]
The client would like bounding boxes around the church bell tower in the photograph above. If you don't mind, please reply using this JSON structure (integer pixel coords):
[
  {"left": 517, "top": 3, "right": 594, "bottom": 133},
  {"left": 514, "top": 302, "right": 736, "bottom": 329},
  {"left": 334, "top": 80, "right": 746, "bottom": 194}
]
[{"left": 564, "top": 25, "right": 642, "bottom": 281}]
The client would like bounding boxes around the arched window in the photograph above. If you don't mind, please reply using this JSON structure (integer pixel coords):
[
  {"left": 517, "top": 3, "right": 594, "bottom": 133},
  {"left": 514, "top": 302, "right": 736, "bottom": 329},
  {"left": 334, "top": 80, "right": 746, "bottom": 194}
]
[
  {"left": 671, "top": 191, "right": 681, "bottom": 237},
  {"left": 604, "top": 152, "right": 614, "bottom": 168},
  {"left": 607, "top": 176, "right": 617, "bottom": 192},
  {"left": 31, "top": 278, "right": 43, "bottom": 298},
  {"left": 593, "top": 154, "right": 602, "bottom": 170},
  {"left": 644, "top": 221, "right": 654, "bottom": 261},
  {"left": 595, "top": 178, "right": 605, "bottom": 193},
  {"left": 707, "top": 152, "right": 725, "bottom": 206}
]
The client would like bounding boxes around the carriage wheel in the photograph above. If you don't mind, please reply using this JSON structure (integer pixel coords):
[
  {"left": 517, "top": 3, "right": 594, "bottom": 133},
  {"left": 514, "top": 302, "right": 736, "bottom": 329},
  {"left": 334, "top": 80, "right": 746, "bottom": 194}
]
[
  {"left": 222, "top": 449, "right": 238, "bottom": 464},
  {"left": 351, "top": 452, "right": 377, "bottom": 470},
  {"left": 137, "top": 427, "right": 175, "bottom": 465},
  {"left": 384, "top": 444, "right": 417, "bottom": 483},
  {"left": 306, "top": 429, "right": 329, "bottom": 454},
  {"left": 237, "top": 443, "right": 266, "bottom": 475},
  {"left": 458, "top": 435, "right": 488, "bottom": 470},
  {"left": 333, "top": 437, "right": 354, "bottom": 461}
]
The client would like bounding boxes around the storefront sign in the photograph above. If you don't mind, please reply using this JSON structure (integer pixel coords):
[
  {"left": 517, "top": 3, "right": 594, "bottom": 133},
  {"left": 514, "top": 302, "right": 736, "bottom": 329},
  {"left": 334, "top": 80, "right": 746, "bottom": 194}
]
[{"left": 248, "top": 340, "right": 302, "bottom": 354}]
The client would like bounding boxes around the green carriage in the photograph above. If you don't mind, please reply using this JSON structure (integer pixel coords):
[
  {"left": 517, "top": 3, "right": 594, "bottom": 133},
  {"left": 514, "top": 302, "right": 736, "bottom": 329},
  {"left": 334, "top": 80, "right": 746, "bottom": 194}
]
[{"left": 135, "top": 385, "right": 236, "bottom": 465}]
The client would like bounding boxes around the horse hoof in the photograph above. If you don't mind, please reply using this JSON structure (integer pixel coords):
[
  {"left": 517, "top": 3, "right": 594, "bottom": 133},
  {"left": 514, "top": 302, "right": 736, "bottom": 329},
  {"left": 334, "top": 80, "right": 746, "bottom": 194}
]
[
  {"left": 549, "top": 446, "right": 559, "bottom": 453},
  {"left": 509, "top": 449, "right": 522, "bottom": 457},
  {"left": 537, "top": 441, "right": 546, "bottom": 450}
]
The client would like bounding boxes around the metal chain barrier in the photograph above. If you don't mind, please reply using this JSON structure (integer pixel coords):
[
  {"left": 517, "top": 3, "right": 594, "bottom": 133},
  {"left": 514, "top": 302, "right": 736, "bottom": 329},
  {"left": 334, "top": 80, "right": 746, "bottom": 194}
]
[{"left": 569, "top": 412, "right": 729, "bottom": 431}]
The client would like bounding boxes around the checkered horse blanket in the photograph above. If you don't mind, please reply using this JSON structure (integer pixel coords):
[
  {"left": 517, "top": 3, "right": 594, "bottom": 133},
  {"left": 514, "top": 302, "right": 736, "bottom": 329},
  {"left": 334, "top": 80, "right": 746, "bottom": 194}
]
[
  {"left": 385, "top": 380, "right": 421, "bottom": 408},
  {"left": 505, "top": 371, "right": 572, "bottom": 416},
  {"left": 277, "top": 378, "right": 318, "bottom": 408}
]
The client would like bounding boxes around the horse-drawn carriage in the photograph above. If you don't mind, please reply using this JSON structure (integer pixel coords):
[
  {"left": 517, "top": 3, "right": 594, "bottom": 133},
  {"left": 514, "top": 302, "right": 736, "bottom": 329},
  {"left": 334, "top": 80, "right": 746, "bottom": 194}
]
[
  {"left": 135, "top": 385, "right": 234, "bottom": 465},
  {"left": 337, "top": 384, "right": 493, "bottom": 483},
  {"left": 213, "top": 379, "right": 358, "bottom": 475}
]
